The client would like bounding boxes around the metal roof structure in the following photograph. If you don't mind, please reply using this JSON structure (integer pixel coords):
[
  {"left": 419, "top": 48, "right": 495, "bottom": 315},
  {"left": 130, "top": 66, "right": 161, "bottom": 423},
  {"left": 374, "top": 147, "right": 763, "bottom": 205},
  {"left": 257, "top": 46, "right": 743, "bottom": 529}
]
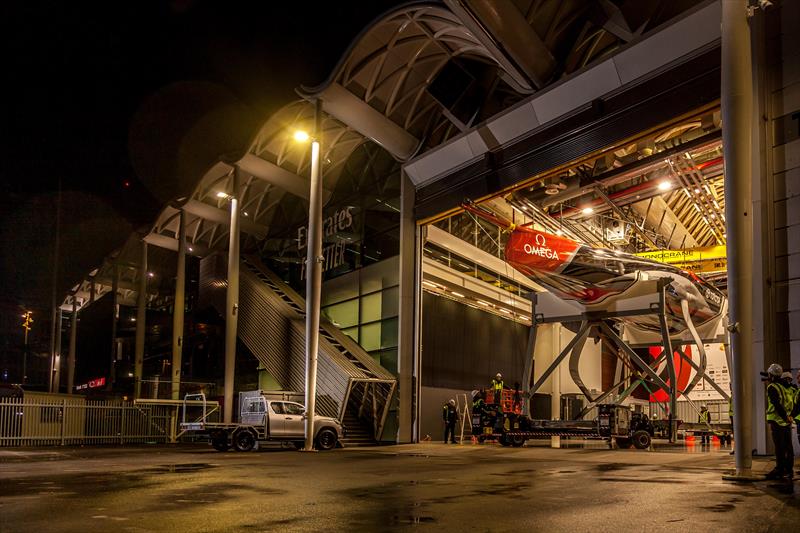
[{"left": 62, "top": 0, "right": 711, "bottom": 311}]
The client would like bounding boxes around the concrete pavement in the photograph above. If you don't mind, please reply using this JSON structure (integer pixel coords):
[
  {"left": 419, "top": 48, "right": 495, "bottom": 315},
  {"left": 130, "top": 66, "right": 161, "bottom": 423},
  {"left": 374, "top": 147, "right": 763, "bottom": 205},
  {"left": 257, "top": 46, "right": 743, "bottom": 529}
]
[{"left": 1, "top": 441, "right": 799, "bottom": 532}]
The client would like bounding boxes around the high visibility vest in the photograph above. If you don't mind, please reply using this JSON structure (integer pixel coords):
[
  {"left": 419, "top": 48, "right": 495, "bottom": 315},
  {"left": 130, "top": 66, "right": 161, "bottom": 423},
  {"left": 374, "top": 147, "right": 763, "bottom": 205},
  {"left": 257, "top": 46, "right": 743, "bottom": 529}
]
[
  {"left": 491, "top": 379, "right": 504, "bottom": 392},
  {"left": 766, "top": 382, "right": 791, "bottom": 426},
  {"left": 728, "top": 398, "right": 733, "bottom": 418},
  {"left": 784, "top": 384, "right": 797, "bottom": 417},
  {"left": 472, "top": 399, "right": 485, "bottom": 413},
  {"left": 699, "top": 410, "right": 709, "bottom": 424}
]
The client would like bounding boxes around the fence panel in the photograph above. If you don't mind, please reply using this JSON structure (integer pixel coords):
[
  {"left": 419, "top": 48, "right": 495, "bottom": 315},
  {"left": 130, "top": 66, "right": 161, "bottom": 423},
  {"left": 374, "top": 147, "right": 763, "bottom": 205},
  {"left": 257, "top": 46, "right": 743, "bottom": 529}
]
[{"left": 0, "top": 398, "right": 170, "bottom": 447}]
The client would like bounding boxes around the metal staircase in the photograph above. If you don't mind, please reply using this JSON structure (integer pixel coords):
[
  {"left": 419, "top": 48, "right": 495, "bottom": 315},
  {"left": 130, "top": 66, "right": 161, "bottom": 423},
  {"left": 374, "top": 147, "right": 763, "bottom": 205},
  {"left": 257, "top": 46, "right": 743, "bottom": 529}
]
[{"left": 235, "top": 255, "right": 397, "bottom": 443}]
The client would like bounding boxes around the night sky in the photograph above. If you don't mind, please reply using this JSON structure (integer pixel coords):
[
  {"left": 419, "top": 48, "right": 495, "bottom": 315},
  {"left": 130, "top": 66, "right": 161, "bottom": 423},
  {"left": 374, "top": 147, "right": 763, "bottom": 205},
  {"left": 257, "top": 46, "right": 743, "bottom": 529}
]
[{"left": 0, "top": 0, "right": 405, "bottom": 321}]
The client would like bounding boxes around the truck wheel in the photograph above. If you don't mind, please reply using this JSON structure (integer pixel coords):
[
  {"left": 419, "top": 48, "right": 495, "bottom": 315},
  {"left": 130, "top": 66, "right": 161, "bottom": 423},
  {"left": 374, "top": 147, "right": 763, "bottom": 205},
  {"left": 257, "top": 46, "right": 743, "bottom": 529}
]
[
  {"left": 233, "top": 429, "right": 256, "bottom": 452},
  {"left": 315, "top": 428, "right": 337, "bottom": 451},
  {"left": 510, "top": 435, "right": 526, "bottom": 447},
  {"left": 211, "top": 434, "right": 230, "bottom": 452},
  {"left": 615, "top": 437, "right": 632, "bottom": 449},
  {"left": 631, "top": 430, "right": 651, "bottom": 450}
]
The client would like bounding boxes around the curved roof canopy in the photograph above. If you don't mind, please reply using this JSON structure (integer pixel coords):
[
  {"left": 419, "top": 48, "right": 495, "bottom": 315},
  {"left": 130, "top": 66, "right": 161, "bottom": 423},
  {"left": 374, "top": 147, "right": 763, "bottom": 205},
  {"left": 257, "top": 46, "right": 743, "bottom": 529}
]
[{"left": 65, "top": 0, "right": 705, "bottom": 309}]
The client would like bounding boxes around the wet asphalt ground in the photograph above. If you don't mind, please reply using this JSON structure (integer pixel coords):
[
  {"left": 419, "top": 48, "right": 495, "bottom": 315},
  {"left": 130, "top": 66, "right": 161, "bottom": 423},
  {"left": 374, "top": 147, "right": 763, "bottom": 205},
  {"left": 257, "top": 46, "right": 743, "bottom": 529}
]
[{"left": 1, "top": 440, "right": 799, "bottom": 532}]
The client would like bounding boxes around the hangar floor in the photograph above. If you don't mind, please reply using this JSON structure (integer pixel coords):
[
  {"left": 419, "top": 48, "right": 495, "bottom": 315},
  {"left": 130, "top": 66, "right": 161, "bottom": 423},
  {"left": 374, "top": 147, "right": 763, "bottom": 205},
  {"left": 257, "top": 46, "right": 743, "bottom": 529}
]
[{"left": 2, "top": 442, "right": 798, "bottom": 532}]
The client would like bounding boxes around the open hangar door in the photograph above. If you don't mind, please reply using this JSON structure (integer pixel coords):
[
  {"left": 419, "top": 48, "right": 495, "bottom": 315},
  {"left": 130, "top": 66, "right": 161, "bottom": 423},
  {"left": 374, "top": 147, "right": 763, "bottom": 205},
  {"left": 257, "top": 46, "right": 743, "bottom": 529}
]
[{"left": 416, "top": 108, "right": 731, "bottom": 440}]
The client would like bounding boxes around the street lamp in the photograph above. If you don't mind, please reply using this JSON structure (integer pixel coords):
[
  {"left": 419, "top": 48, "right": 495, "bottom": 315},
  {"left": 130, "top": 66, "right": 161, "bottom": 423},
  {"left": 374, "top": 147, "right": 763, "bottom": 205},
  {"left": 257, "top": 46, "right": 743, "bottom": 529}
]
[
  {"left": 295, "top": 100, "right": 323, "bottom": 452},
  {"left": 21, "top": 311, "right": 33, "bottom": 385}
]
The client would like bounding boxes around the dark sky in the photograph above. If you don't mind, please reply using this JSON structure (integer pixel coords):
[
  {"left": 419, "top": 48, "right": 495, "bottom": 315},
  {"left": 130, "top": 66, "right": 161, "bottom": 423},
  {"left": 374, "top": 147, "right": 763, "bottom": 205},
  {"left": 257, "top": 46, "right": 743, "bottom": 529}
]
[{"left": 0, "top": 0, "right": 408, "bottom": 314}]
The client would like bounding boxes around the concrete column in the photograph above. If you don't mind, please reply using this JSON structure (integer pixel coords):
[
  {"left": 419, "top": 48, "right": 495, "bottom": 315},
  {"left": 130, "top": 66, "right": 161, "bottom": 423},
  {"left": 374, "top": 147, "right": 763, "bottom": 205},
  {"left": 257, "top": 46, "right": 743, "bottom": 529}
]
[
  {"left": 397, "top": 170, "right": 416, "bottom": 443},
  {"left": 223, "top": 168, "right": 242, "bottom": 423},
  {"left": 722, "top": 0, "right": 756, "bottom": 478},
  {"left": 52, "top": 308, "right": 62, "bottom": 393},
  {"left": 134, "top": 240, "right": 148, "bottom": 399},
  {"left": 67, "top": 300, "right": 77, "bottom": 394},
  {"left": 171, "top": 210, "right": 186, "bottom": 400}
]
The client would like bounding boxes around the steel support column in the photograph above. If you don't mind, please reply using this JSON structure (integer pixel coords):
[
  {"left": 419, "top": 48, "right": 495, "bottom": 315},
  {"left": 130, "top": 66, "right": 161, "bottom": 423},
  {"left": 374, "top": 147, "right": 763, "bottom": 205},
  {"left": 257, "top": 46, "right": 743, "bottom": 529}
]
[
  {"left": 134, "top": 240, "right": 148, "bottom": 399},
  {"left": 722, "top": 0, "right": 756, "bottom": 479},
  {"left": 223, "top": 168, "right": 242, "bottom": 423},
  {"left": 67, "top": 300, "right": 77, "bottom": 394},
  {"left": 171, "top": 210, "right": 186, "bottom": 400},
  {"left": 109, "top": 264, "right": 118, "bottom": 391},
  {"left": 52, "top": 308, "right": 62, "bottom": 393},
  {"left": 397, "top": 170, "right": 416, "bottom": 443},
  {"left": 304, "top": 100, "right": 323, "bottom": 451}
]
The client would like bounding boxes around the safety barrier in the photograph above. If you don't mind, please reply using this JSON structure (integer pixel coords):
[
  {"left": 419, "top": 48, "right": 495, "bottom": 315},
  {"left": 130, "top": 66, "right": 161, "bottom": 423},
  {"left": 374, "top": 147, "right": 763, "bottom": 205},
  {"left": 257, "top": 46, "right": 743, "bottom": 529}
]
[{"left": 0, "top": 397, "right": 172, "bottom": 447}]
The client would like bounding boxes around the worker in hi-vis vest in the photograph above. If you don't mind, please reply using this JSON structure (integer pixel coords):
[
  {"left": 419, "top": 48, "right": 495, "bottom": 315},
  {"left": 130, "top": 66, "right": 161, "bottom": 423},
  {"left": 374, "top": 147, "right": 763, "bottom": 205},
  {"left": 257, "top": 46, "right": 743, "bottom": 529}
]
[{"left": 765, "top": 364, "right": 794, "bottom": 480}]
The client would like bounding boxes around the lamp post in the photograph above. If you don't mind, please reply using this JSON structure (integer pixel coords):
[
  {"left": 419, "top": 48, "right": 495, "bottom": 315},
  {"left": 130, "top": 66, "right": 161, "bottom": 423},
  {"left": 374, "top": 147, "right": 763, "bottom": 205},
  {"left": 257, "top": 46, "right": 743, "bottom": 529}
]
[
  {"left": 22, "top": 311, "right": 33, "bottom": 385},
  {"left": 297, "top": 100, "right": 323, "bottom": 451}
]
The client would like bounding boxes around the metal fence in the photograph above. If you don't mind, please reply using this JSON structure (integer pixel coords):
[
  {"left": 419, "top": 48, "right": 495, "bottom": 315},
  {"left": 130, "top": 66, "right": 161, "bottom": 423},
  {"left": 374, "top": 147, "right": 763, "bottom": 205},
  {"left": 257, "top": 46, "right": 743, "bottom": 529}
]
[{"left": 0, "top": 397, "right": 173, "bottom": 447}]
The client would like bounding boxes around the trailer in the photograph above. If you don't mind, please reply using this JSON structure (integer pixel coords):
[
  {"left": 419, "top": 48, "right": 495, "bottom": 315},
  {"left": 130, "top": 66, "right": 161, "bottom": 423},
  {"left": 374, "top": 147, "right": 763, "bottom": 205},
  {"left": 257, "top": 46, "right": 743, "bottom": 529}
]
[{"left": 473, "top": 397, "right": 654, "bottom": 449}]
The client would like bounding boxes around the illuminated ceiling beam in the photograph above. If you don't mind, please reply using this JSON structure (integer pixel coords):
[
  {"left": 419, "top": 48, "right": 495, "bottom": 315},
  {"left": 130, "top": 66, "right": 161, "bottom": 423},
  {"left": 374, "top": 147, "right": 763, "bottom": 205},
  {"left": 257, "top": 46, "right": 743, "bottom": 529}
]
[
  {"left": 143, "top": 233, "right": 211, "bottom": 256},
  {"left": 181, "top": 200, "right": 267, "bottom": 238},
  {"left": 311, "top": 83, "right": 419, "bottom": 161},
  {"left": 236, "top": 154, "right": 331, "bottom": 203},
  {"left": 445, "top": 0, "right": 555, "bottom": 89}
]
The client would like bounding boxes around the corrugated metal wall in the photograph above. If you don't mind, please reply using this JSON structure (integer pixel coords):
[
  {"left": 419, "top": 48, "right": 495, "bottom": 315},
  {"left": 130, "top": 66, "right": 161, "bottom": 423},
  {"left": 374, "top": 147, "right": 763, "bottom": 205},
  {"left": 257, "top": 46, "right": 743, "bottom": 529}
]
[{"left": 235, "top": 256, "right": 396, "bottom": 422}]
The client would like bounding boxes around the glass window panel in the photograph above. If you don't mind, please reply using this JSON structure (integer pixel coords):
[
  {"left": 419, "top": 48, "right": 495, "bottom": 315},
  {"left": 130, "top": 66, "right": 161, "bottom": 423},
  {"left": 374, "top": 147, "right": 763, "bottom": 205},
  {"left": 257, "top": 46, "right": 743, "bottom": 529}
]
[
  {"left": 381, "top": 317, "right": 398, "bottom": 349},
  {"left": 377, "top": 348, "right": 398, "bottom": 374},
  {"left": 381, "top": 286, "right": 399, "bottom": 319},
  {"left": 343, "top": 327, "right": 359, "bottom": 343},
  {"left": 360, "top": 292, "right": 382, "bottom": 324},
  {"left": 360, "top": 322, "right": 381, "bottom": 352},
  {"left": 322, "top": 299, "right": 359, "bottom": 329}
]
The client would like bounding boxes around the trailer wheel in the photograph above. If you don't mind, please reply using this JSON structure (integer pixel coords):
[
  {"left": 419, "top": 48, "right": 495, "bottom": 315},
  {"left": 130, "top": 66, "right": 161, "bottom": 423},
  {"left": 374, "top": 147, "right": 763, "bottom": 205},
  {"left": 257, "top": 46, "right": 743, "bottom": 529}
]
[
  {"left": 211, "top": 432, "right": 230, "bottom": 452},
  {"left": 631, "top": 430, "right": 651, "bottom": 450},
  {"left": 233, "top": 429, "right": 256, "bottom": 452},
  {"left": 615, "top": 437, "right": 631, "bottom": 449},
  {"left": 315, "top": 428, "right": 338, "bottom": 451},
  {"left": 510, "top": 435, "right": 526, "bottom": 447}
]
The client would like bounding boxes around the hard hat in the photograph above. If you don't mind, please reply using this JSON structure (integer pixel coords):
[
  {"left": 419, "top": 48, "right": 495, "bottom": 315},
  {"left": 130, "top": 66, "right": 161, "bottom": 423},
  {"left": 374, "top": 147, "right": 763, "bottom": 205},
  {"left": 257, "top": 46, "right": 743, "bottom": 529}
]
[
  {"left": 767, "top": 363, "right": 783, "bottom": 377},
  {"left": 471, "top": 390, "right": 479, "bottom": 398},
  {"left": 781, "top": 371, "right": 793, "bottom": 380},
  {"left": 448, "top": 399, "right": 455, "bottom": 406},
  {"left": 495, "top": 373, "right": 502, "bottom": 380},
  {"left": 701, "top": 404, "right": 707, "bottom": 409}
]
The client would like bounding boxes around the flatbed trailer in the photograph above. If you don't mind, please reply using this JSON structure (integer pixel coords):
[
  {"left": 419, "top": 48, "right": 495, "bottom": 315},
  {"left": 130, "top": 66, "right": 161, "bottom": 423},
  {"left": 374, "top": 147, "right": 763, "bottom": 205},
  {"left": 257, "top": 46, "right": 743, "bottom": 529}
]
[
  {"left": 677, "top": 421, "right": 733, "bottom": 444},
  {"left": 474, "top": 403, "right": 655, "bottom": 449}
]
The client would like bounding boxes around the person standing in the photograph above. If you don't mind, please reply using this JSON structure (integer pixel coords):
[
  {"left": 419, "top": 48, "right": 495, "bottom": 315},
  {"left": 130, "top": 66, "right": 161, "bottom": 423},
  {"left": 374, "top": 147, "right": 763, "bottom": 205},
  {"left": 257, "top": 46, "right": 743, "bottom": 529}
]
[
  {"left": 699, "top": 405, "right": 710, "bottom": 445},
  {"left": 765, "top": 364, "right": 794, "bottom": 480},
  {"left": 491, "top": 373, "right": 504, "bottom": 405},
  {"left": 442, "top": 399, "right": 457, "bottom": 444}
]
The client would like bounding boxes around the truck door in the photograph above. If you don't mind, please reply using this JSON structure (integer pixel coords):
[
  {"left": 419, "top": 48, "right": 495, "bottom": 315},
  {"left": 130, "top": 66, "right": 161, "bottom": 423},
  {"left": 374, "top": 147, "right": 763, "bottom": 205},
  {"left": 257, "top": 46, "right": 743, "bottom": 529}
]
[
  {"left": 268, "top": 402, "right": 286, "bottom": 436},
  {"left": 282, "top": 402, "right": 306, "bottom": 437}
]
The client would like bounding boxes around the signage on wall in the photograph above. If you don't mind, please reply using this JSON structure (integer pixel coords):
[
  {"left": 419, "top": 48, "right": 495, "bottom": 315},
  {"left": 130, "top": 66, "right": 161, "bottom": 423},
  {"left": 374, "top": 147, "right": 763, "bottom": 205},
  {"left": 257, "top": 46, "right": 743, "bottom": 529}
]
[
  {"left": 297, "top": 207, "right": 353, "bottom": 250},
  {"left": 297, "top": 207, "right": 355, "bottom": 280},
  {"left": 75, "top": 377, "right": 106, "bottom": 391}
]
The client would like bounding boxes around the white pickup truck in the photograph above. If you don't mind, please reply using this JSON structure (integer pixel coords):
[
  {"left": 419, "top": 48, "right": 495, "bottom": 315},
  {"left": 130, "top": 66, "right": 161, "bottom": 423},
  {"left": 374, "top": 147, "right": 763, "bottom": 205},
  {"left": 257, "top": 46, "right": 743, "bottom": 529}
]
[{"left": 180, "top": 393, "right": 343, "bottom": 452}]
